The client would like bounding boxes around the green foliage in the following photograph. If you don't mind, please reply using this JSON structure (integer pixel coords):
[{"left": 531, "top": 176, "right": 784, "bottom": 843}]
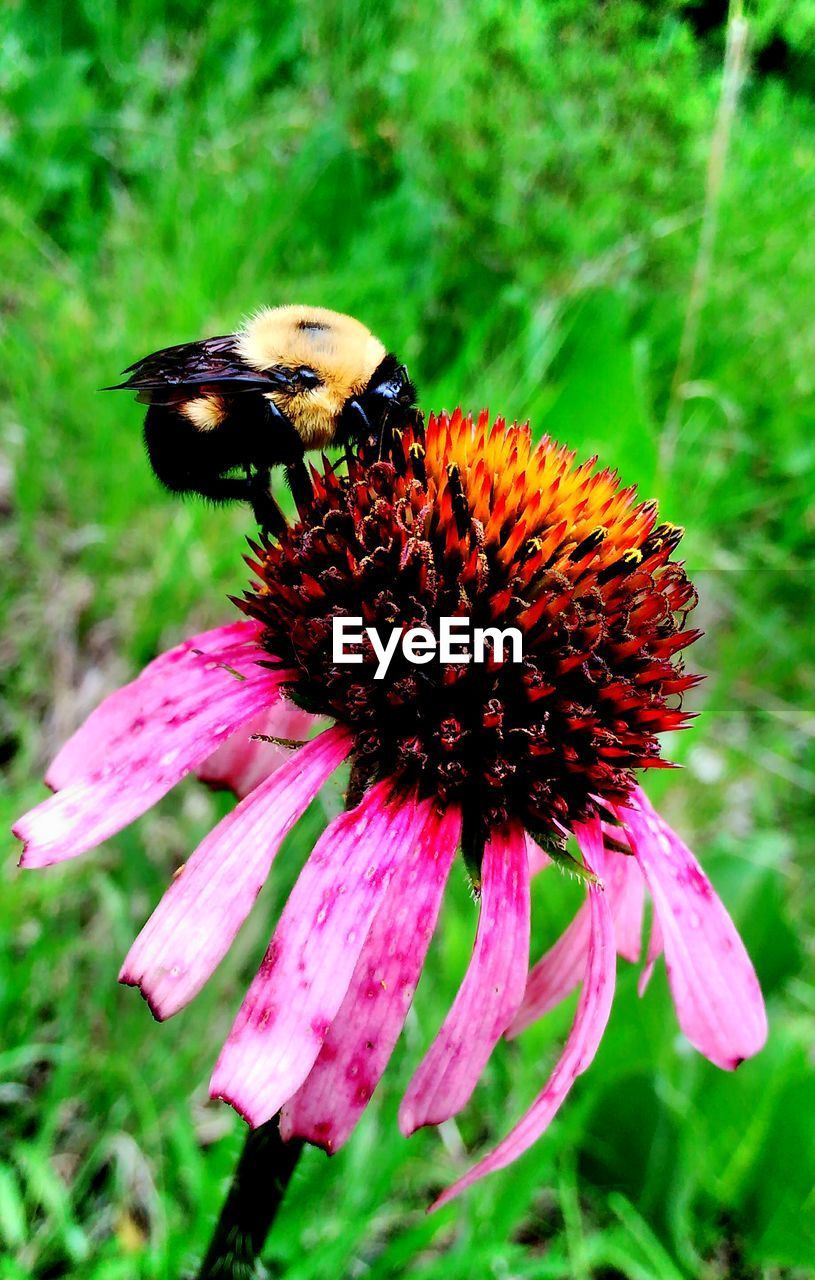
[{"left": 1, "top": 1, "right": 813, "bottom": 1276}]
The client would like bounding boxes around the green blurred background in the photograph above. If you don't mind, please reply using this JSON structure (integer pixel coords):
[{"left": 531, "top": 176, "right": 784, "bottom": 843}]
[{"left": 1, "top": 1, "right": 813, "bottom": 1276}]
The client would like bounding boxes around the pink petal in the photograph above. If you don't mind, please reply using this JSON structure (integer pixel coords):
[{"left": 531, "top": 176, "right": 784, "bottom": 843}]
[
  {"left": 617, "top": 787, "right": 767, "bottom": 1069},
  {"left": 603, "top": 849, "right": 645, "bottom": 965},
  {"left": 399, "top": 821, "right": 530, "bottom": 1135},
  {"left": 431, "top": 817, "right": 616, "bottom": 1210},
  {"left": 638, "top": 910, "right": 664, "bottom": 996},
  {"left": 596, "top": 821, "right": 645, "bottom": 963},
  {"left": 601, "top": 820, "right": 631, "bottom": 850},
  {"left": 210, "top": 784, "right": 421, "bottom": 1127},
  {"left": 508, "top": 830, "right": 643, "bottom": 1037},
  {"left": 506, "top": 902, "right": 591, "bottom": 1038},
  {"left": 196, "top": 697, "right": 325, "bottom": 799},
  {"left": 14, "top": 640, "right": 289, "bottom": 869},
  {"left": 119, "top": 725, "right": 351, "bottom": 1019},
  {"left": 45, "top": 621, "right": 267, "bottom": 791},
  {"left": 280, "top": 802, "right": 462, "bottom": 1152}
]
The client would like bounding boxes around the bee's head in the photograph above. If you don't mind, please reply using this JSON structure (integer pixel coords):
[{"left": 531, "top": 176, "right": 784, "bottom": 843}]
[{"left": 362, "top": 355, "right": 416, "bottom": 414}]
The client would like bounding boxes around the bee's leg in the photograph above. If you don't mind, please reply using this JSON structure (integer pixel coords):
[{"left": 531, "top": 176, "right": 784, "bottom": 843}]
[
  {"left": 378, "top": 419, "right": 395, "bottom": 462},
  {"left": 284, "top": 457, "right": 312, "bottom": 513},
  {"left": 184, "top": 472, "right": 286, "bottom": 536},
  {"left": 349, "top": 399, "right": 395, "bottom": 462},
  {"left": 262, "top": 398, "right": 312, "bottom": 515},
  {"left": 346, "top": 400, "right": 371, "bottom": 432},
  {"left": 247, "top": 467, "right": 286, "bottom": 537},
  {"left": 253, "top": 494, "right": 286, "bottom": 537},
  {"left": 345, "top": 400, "right": 372, "bottom": 445},
  {"left": 342, "top": 399, "right": 380, "bottom": 464}
]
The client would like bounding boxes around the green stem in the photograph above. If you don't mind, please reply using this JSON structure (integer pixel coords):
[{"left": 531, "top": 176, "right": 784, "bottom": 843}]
[{"left": 197, "top": 1116, "right": 303, "bottom": 1280}]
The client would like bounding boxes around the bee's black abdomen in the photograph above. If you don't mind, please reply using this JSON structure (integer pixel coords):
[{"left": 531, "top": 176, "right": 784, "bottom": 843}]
[
  {"left": 143, "top": 404, "right": 243, "bottom": 497},
  {"left": 143, "top": 396, "right": 308, "bottom": 501}
]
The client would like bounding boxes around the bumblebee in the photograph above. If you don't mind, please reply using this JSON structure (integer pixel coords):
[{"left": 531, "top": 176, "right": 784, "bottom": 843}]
[{"left": 108, "top": 305, "right": 416, "bottom": 532}]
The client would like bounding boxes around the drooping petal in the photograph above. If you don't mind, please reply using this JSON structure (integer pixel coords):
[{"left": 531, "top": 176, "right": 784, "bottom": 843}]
[
  {"left": 604, "top": 799, "right": 659, "bottom": 994},
  {"left": 195, "top": 697, "right": 326, "bottom": 799},
  {"left": 280, "top": 802, "right": 462, "bottom": 1152},
  {"left": 14, "top": 644, "right": 290, "bottom": 869},
  {"left": 638, "top": 910, "right": 664, "bottom": 996},
  {"left": 602, "top": 849, "right": 645, "bottom": 965},
  {"left": 509, "top": 826, "right": 643, "bottom": 1037},
  {"left": 431, "top": 818, "right": 616, "bottom": 1210},
  {"left": 399, "top": 821, "right": 530, "bottom": 1135},
  {"left": 44, "top": 621, "right": 268, "bottom": 791},
  {"left": 506, "top": 903, "right": 591, "bottom": 1038},
  {"left": 210, "top": 784, "right": 421, "bottom": 1127},
  {"left": 119, "top": 725, "right": 351, "bottom": 1019},
  {"left": 618, "top": 786, "right": 767, "bottom": 1069}
]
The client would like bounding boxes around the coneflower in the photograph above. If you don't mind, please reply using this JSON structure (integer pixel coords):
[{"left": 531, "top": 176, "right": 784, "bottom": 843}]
[{"left": 13, "top": 410, "right": 766, "bottom": 1217}]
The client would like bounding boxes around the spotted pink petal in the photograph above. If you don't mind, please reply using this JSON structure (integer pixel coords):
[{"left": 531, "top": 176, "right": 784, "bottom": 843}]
[
  {"left": 196, "top": 697, "right": 325, "bottom": 799},
  {"left": 399, "top": 821, "right": 530, "bottom": 1135},
  {"left": 44, "top": 621, "right": 268, "bottom": 791},
  {"left": 119, "top": 725, "right": 351, "bottom": 1019},
  {"left": 280, "top": 802, "right": 462, "bottom": 1152},
  {"left": 618, "top": 786, "right": 767, "bottom": 1069},
  {"left": 210, "top": 784, "right": 420, "bottom": 1127},
  {"left": 14, "top": 635, "right": 290, "bottom": 869},
  {"left": 431, "top": 817, "right": 616, "bottom": 1209}
]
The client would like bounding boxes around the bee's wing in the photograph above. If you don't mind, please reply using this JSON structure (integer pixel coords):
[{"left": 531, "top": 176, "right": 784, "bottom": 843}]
[{"left": 105, "top": 334, "right": 275, "bottom": 398}]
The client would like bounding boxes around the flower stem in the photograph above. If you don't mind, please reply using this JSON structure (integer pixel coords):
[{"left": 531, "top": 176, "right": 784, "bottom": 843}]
[{"left": 197, "top": 1116, "right": 303, "bottom": 1279}]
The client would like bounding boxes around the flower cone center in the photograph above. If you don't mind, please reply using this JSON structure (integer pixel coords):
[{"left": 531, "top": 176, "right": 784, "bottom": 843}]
[{"left": 241, "top": 410, "right": 699, "bottom": 842}]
